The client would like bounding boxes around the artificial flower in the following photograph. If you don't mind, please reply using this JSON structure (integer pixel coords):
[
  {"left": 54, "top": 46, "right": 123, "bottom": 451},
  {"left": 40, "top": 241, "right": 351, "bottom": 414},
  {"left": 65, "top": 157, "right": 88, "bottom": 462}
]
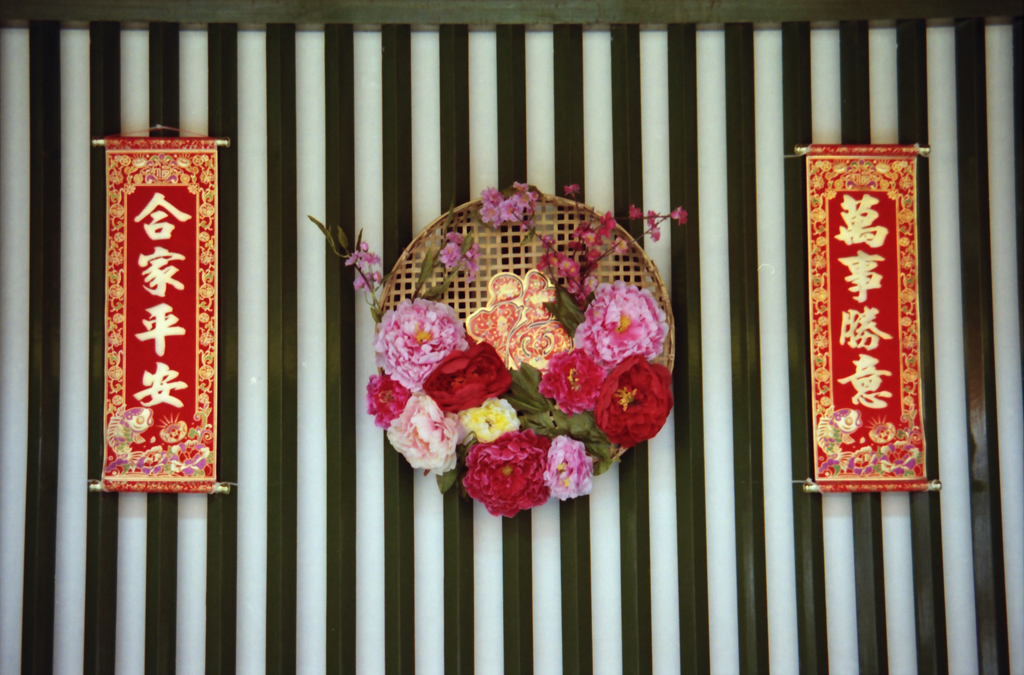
[
  {"left": 387, "top": 393, "right": 463, "bottom": 475},
  {"left": 544, "top": 436, "right": 593, "bottom": 500},
  {"left": 594, "top": 354, "right": 673, "bottom": 449},
  {"left": 463, "top": 430, "right": 551, "bottom": 517},
  {"left": 538, "top": 349, "right": 604, "bottom": 415},
  {"left": 422, "top": 340, "right": 513, "bottom": 412},
  {"left": 574, "top": 280, "right": 670, "bottom": 370},
  {"left": 366, "top": 373, "right": 412, "bottom": 429},
  {"left": 171, "top": 441, "right": 210, "bottom": 476},
  {"left": 459, "top": 397, "right": 521, "bottom": 443},
  {"left": 375, "top": 298, "right": 469, "bottom": 391}
]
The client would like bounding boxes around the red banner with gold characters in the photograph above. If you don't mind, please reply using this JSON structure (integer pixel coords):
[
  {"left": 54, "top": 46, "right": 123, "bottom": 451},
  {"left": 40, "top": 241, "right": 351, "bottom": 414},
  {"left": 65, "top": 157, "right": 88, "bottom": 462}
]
[
  {"left": 102, "top": 137, "right": 218, "bottom": 493},
  {"left": 806, "top": 145, "right": 928, "bottom": 492}
]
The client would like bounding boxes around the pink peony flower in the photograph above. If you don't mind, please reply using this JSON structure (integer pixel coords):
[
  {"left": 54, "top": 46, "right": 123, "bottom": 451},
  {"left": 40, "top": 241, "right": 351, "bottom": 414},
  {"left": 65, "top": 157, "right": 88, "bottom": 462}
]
[
  {"left": 366, "top": 374, "right": 412, "bottom": 429},
  {"left": 544, "top": 436, "right": 594, "bottom": 500},
  {"left": 538, "top": 349, "right": 604, "bottom": 415},
  {"left": 375, "top": 298, "right": 469, "bottom": 391},
  {"left": 463, "top": 430, "right": 551, "bottom": 517},
  {"left": 574, "top": 280, "right": 669, "bottom": 370},
  {"left": 387, "top": 393, "right": 463, "bottom": 475}
]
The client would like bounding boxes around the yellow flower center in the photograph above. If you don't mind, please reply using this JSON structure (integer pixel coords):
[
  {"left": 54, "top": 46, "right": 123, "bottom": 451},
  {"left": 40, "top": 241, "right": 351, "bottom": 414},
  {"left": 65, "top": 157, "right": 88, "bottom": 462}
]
[
  {"left": 616, "top": 314, "right": 631, "bottom": 333},
  {"left": 567, "top": 368, "right": 580, "bottom": 390},
  {"left": 415, "top": 329, "right": 433, "bottom": 344},
  {"left": 557, "top": 462, "right": 567, "bottom": 472},
  {"left": 502, "top": 465, "right": 514, "bottom": 476},
  {"left": 615, "top": 387, "right": 637, "bottom": 412}
]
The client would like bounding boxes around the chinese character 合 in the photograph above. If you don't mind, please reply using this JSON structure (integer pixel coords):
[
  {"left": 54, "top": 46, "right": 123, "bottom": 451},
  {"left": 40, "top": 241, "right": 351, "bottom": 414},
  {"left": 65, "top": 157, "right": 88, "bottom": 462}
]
[
  {"left": 835, "top": 194, "right": 889, "bottom": 248},
  {"left": 837, "top": 354, "right": 892, "bottom": 409},
  {"left": 138, "top": 247, "right": 186, "bottom": 297},
  {"left": 838, "top": 249, "right": 885, "bottom": 303},
  {"left": 135, "top": 303, "right": 186, "bottom": 356},
  {"left": 134, "top": 192, "right": 192, "bottom": 240},
  {"left": 839, "top": 307, "right": 893, "bottom": 351},
  {"left": 134, "top": 361, "right": 187, "bottom": 408}
]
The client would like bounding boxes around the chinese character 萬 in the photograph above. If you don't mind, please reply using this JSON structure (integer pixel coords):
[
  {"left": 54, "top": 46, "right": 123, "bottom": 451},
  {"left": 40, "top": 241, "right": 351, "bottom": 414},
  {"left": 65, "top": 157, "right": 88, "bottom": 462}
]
[
  {"left": 134, "top": 192, "right": 191, "bottom": 240},
  {"left": 135, "top": 303, "right": 186, "bottom": 356},
  {"left": 835, "top": 194, "right": 889, "bottom": 248},
  {"left": 134, "top": 361, "right": 187, "bottom": 408},
  {"left": 839, "top": 307, "right": 893, "bottom": 351},
  {"left": 838, "top": 354, "right": 892, "bottom": 409},
  {"left": 838, "top": 250, "right": 885, "bottom": 303},
  {"left": 139, "top": 247, "right": 186, "bottom": 297}
]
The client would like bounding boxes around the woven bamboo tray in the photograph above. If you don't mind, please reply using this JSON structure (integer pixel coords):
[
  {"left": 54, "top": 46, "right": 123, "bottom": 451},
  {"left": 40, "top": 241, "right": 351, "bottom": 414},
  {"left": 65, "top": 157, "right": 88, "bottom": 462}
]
[{"left": 379, "top": 193, "right": 675, "bottom": 372}]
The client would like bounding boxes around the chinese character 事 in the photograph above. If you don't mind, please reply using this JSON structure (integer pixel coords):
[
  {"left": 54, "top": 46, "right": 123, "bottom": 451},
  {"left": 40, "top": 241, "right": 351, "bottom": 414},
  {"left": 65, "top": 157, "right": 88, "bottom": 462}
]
[
  {"left": 838, "top": 250, "right": 885, "bottom": 303},
  {"left": 134, "top": 191, "right": 192, "bottom": 240}
]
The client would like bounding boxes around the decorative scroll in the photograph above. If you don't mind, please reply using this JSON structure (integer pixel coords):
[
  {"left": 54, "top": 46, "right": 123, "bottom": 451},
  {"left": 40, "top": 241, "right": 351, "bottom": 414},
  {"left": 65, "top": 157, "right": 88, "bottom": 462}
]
[
  {"left": 806, "top": 145, "right": 927, "bottom": 492},
  {"left": 102, "top": 136, "right": 218, "bottom": 493},
  {"left": 466, "top": 270, "right": 573, "bottom": 371}
]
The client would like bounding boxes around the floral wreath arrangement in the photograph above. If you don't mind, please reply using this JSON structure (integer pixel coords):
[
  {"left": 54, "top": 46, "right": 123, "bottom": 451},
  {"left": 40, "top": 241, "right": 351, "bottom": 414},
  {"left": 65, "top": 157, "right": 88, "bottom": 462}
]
[{"left": 311, "top": 184, "right": 687, "bottom": 517}]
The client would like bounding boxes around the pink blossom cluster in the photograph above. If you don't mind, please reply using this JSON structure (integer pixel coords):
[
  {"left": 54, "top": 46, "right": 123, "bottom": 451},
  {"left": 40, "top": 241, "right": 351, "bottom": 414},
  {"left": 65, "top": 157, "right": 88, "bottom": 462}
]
[
  {"left": 374, "top": 298, "right": 469, "bottom": 391},
  {"left": 438, "top": 231, "right": 481, "bottom": 282},
  {"left": 479, "top": 182, "right": 539, "bottom": 230},
  {"left": 346, "top": 241, "right": 383, "bottom": 291}
]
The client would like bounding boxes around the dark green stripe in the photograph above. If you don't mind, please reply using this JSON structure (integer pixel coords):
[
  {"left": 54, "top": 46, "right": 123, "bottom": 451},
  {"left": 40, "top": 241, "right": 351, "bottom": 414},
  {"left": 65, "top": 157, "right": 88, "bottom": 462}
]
[
  {"left": 610, "top": 23, "right": 653, "bottom": 675},
  {"left": 5, "top": 1, "right": 1021, "bottom": 25},
  {"left": 381, "top": 24, "right": 416, "bottom": 675},
  {"left": 145, "top": 22, "right": 180, "bottom": 675},
  {"left": 22, "top": 20, "right": 61, "bottom": 675},
  {"left": 439, "top": 23, "right": 475, "bottom": 675},
  {"left": 668, "top": 23, "right": 710, "bottom": 675},
  {"left": 553, "top": 23, "right": 594, "bottom": 675},
  {"left": 85, "top": 20, "right": 121, "bottom": 675},
  {"left": 205, "top": 22, "right": 239, "bottom": 675},
  {"left": 265, "top": 23, "right": 299, "bottom": 675},
  {"left": 781, "top": 21, "right": 829, "bottom": 675},
  {"left": 325, "top": 23, "right": 357, "bottom": 675},
  {"left": 896, "top": 19, "right": 949, "bottom": 675},
  {"left": 1015, "top": 18, "right": 1023, "bottom": 420},
  {"left": 954, "top": 17, "right": 1010, "bottom": 675},
  {"left": 724, "top": 23, "right": 769, "bottom": 675},
  {"left": 496, "top": 24, "right": 534, "bottom": 675},
  {"left": 839, "top": 20, "right": 889, "bottom": 675}
]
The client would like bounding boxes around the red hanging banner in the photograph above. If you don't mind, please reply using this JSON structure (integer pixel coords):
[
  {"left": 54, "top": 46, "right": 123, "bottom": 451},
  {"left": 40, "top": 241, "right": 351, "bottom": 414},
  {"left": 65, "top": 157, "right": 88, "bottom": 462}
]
[
  {"left": 102, "top": 137, "right": 218, "bottom": 493},
  {"left": 806, "top": 145, "right": 928, "bottom": 492}
]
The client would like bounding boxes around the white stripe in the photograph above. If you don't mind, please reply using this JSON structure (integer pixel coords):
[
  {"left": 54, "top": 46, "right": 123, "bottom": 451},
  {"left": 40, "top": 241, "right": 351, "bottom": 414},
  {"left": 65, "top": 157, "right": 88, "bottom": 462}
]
[
  {"left": 235, "top": 27, "right": 269, "bottom": 675},
  {"left": 353, "top": 28, "right": 387, "bottom": 674},
  {"left": 0, "top": 26, "right": 30, "bottom": 675},
  {"left": 525, "top": 27, "right": 564, "bottom": 675},
  {"left": 985, "top": 22, "right": 1024, "bottom": 675},
  {"left": 695, "top": 26, "right": 741, "bottom": 675},
  {"left": 409, "top": 27, "right": 445, "bottom": 675},
  {"left": 926, "top": 24, "right": 980, "bottom": 675},
  {"left": 295, "top": 27, "right": 328, "bottom": 675},
  {"left": 177, "top": 26, "right": 210, "bottom": 675},
  {"left": 116, "top": 27, "right": 150, "bottom": 675},
  {"left": 640, "top": 26, "right": 683, "bottom": 675},
  {"left": 869, "top": 24, "right": 920, "bottom": 675},
  {"left": 583, "top": 27, "right": 623, "bottom": 675},
  {"left": 753, "top": 25, "right": 801, "bottom": 675},
  {"left": 53, "top": 25, "right": 92, "bottom": 675},
  {"left": 467, "top": 27, "right": 505, "bottom": 673}
]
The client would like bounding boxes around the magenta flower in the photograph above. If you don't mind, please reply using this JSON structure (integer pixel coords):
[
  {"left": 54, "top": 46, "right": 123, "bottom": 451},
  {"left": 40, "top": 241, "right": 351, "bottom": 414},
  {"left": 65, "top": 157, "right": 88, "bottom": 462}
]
[
  {"left": 538, "top": 349, "right": 604, "bottom": 415},
  {"left": 564, "top": 184, "right": 580, "bottom": 197},
  {"left": 544, "top": 436, "right": 594, "bottom": 500},
  {"left": 671, "top": 207, "right": 688, "bottom": 224},
  {"left": 375, "top": 298, "right": 469, "bottom": 391},
  {"left": 574, "top": 280, "right": 670, "bottom": 370},
  {"left": 366, "top": 373, "right": 412, "bottom": 429},
  {"left": 629, "top": 204, "right": 643, "bottom": 220}
]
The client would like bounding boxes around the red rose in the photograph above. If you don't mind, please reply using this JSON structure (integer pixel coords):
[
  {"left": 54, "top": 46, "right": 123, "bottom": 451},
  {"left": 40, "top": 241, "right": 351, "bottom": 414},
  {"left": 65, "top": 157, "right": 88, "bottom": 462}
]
[
  {"left": 594, "top": 355, "right": 673, "bottom": 449},
  {"left": 422, "top": 340, "right": 512, "bottom": 412},
  {"left": 463, "top": 430, "right": 551, "bottom": 517}
]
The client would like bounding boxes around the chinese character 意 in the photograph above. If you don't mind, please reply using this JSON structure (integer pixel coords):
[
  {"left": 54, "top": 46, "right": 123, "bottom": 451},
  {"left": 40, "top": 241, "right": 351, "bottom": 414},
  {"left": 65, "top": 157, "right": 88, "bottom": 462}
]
[
  {"left": 837, "top": 354, "right": 892, "bottom": 409},
  {"left": 133, "top": 361, "right": 187, "bottom": 408},
  {"left": 839, "top": 307, "right": 893, "bottom": 351},
  {"left": 138, "top": 247, "right": 186, "bottom": 297},
  {"left": 135, "top": 303, "right": 186, "bottom": 356},
  {"left": 835, "top": 194, "right": 889, "bottom": 248},
  {"left": 134, "top": 192, "right": 192, "bottom": 240},
  {"left": 838, "top": 249, "right": 885, "bottom": 302}
]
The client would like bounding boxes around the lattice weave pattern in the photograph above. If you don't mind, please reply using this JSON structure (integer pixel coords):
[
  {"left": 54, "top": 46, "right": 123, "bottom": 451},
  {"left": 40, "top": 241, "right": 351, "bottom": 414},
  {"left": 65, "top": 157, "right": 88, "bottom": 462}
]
[{"left": 379, "top": 194, "right": 675, "bottom": 371}]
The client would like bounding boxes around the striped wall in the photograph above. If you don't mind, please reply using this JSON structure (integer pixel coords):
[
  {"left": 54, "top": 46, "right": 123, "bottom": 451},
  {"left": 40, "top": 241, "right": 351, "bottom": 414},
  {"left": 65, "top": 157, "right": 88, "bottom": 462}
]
[{"left": 0, "top": 18, "right": 1021, "bottom": 675}]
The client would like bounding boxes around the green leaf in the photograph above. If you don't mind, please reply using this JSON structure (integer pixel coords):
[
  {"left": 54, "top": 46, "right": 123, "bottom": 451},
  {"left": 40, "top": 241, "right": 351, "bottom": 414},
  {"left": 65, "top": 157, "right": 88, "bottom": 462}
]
[
  {"left": 370, "top": 305, "right": 382, "bottom": 324},
  {"left": 422, "top": 273, "right": 455, "bottom": 301},
  {"left": 460, "top": 232, "right": 475, "bottom": 255},
  {"left": 543, "top": 283, "right": 586, "bottom": 336},
  {"left": 593, "top": 458, "right": 615, "bottom": 476},
  {"left": 416, "top": 248, "right": 436, "bottom": 294},
  {"left": 355, "top": 228, "right": 363, "bottom": 250},
  {"left": 334, "top": 224, "right": 349, "bottom": 250},
  {"left": 307, "top": 215, "right": 340, "bottom": 256},
  {"left": 436, "top": 468, "right": 458, "bottom": 494},
  {"left": 503, "top": 364, "right": 552, "bottom": 414}
]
